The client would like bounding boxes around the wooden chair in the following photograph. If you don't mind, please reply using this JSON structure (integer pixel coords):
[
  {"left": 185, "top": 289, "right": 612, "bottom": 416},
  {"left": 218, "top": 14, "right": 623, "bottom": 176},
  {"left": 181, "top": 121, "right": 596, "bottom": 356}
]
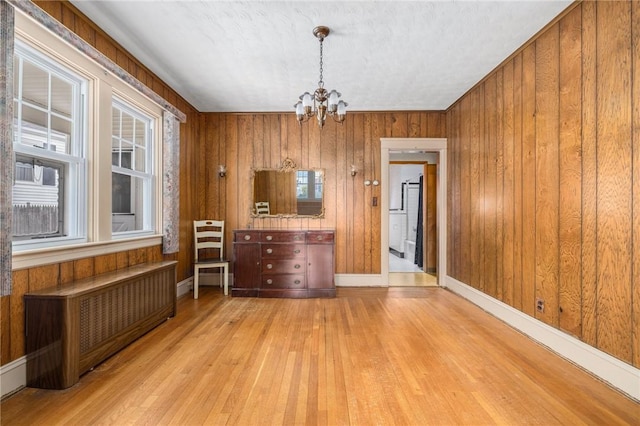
[
  {"left": 193, "top": 220, "right": 229, "bottom": 298},
  {"left": 255, "top": 201, "right": 270, "bottom": 215}
]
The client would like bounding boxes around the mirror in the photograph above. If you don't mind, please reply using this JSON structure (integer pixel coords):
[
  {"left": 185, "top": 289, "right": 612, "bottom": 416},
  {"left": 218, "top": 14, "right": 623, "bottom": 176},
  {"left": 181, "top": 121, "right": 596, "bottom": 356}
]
[{"left": 251, "top": 158, "right": 324, "bottom": 218}]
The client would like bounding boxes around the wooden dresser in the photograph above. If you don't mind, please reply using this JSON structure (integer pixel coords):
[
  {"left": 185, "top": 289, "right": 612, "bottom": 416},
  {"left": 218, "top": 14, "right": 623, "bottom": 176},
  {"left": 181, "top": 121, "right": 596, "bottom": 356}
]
[{"left": 232, "top": 229, "right": 335, "bottom": 298}]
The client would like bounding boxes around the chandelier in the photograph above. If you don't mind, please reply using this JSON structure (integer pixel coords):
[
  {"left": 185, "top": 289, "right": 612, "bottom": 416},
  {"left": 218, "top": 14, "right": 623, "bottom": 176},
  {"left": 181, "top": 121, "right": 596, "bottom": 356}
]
[{"left": 294, "top": 26, "right": 348, "bottom": 129}]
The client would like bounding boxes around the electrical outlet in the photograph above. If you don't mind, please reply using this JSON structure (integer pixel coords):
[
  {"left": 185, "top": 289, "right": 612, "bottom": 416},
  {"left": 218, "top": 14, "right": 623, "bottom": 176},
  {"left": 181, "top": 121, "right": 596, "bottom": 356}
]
[{"left": 536, "top": 297, "right": 545, "bottom": 313}]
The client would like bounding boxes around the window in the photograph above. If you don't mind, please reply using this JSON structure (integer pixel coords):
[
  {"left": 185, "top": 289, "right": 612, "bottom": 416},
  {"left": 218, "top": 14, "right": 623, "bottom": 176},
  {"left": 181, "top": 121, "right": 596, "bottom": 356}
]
[
  {"left": 296, "top": 170, "right": 309, "bottom": 198},
  {"left": 111, "top": 99, "right": 154, "bottom": 235},
  {"left": 296, "top": 170, "right": 323, "bottom": 200},
  {"left": 11, "top": 12, "right": 165, "bottom": 261},
  {"left": 12, "top": 41, "right": 86, "bottom": 246}
]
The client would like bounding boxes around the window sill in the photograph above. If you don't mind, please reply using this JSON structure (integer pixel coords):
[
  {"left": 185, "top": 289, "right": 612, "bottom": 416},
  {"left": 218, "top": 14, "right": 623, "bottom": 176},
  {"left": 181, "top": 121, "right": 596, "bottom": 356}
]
[{"left": 12, "top": 235, "right": 163, "bottom": 270}]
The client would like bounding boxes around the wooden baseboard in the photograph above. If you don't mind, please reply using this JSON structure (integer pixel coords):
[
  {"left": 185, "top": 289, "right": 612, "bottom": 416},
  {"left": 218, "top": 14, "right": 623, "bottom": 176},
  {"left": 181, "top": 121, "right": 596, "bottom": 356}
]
[
  {"left": 335, "top": 274, "right": 387, "bottom": 287},
  {"left": 444, "top": 275, "right": 640, "bottom": 402},
  {"left": 0, "top": 356, "right": 26, "bottom": 400}
]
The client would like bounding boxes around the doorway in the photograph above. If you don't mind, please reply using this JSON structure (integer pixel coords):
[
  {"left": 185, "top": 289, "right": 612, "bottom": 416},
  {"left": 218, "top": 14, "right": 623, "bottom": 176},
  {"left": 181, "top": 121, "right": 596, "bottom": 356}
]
[
  {"left": 388, "top": 160, "right": 437, "bottom": 286},
  {"left": 380, "top": 138, "right": 447, "bottom": 287}
]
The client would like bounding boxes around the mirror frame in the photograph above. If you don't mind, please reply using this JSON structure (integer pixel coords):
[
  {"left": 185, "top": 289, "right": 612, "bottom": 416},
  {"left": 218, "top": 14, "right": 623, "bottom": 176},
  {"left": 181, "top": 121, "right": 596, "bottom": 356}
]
[{"left": 250, "top": 158, "right": 325, "bottom": 219}]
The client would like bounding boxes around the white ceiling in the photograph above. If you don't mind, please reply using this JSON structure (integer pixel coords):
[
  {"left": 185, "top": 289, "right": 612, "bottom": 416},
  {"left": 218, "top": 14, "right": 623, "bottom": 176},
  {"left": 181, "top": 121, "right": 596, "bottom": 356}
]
[{"left": 69, "top": 0, "right": 572, "bottom": 113}]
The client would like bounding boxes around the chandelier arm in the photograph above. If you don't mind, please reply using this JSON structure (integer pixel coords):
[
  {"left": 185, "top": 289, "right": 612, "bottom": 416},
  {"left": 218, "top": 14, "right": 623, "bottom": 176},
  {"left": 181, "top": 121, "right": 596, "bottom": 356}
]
[{"left": 329, "top": 113, "right": 346, "bottom": 124}]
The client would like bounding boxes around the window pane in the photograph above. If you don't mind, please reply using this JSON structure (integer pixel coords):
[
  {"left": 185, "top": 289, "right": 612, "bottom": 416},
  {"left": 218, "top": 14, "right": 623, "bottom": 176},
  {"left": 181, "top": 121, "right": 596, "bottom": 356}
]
[
  {"left": 51, "top": 75, "right": 72, "bottom": 117},
  {"left": 135, "top": 146, "right": 146, "bottom": 172},
  {"left": 112, "top": 138, "right": 120, "bottom": 166},
  {"left": 120, "top": 143, "right": 133, "bottom": 169},
  {"left": 297, "top": 171, "right": 309, "bottom": 198},
  {"left": 50, "top": 115, "right": 71, "bottom": 153},
  {"left": 12, "top": 158, "right": 62, "bottom": 238},
  {"left": 112, "top": 171, "right": 131, "bottom": 214},
  {"left": 134, "top": 118, "right": 146, "bottom": 147},
  {"left": 20, "top": 106, "right": 48, "bottom": 141},
  {"left": 112, "top": 107, "right": 121, "bottom": 136},
  {"left": 21, "top": 59, "right": 48, "bottom": 109},
  {"left": 121, "top": 112, "right": 134, "bottom": 142},
  {"left": 112, "top": 173, "right": 146, "bottom": 233}
]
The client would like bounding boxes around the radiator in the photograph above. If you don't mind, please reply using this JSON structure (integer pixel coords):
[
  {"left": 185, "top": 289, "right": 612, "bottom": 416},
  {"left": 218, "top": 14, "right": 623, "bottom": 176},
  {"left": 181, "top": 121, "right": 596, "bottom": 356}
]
[{"left": 25, "top": 261, "right": 177, "bottom": 389}]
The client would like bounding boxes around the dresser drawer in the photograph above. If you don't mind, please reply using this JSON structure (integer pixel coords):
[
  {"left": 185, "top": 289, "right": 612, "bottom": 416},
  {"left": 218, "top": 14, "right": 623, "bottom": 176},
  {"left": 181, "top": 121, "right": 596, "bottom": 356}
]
[
  {"left": 261, "top": 274, "right": 305, "bottom": 289},
  {"left": 262, "top": 259, "right": 305, "bottom": 274},
  {"left": 234, "top": 231, "right": 260, "bottom": 243},
  {"left": 306, "top": 231, "right": 335, "bottom": 244},
  {"left": 262, "top": 244, "right": 305, "bottom": 258},
  {"left": 260, "top": 231, "right": 306, "bottom": 243}
]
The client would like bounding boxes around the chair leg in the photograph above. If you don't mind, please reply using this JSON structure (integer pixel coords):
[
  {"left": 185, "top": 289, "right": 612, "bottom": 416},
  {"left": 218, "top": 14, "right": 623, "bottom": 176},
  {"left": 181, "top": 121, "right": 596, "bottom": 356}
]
[
  {"left": 224, "top": 265, "right": 229, "bottom": 296},
  {"left": 194, "top": 267, "right": 199, "bottom": 299}
]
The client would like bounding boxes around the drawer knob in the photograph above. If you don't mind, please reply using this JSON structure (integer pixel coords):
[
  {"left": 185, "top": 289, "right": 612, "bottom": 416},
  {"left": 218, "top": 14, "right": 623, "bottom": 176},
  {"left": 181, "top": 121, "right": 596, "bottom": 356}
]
[
  {"left": 266, "top": 235, "right": 273, "bottom": 241},
  {"left": 294, "top": 280, "right": 301, "bottom": 284},
  {"left": 294, "top": 235, "right": 301, "bottom": 240},
  {"left": 266, "top": 264, "right": 273, "bottom": 269},
  {"left": 294, "top": 264, "right": 301, "bottom": 269},
  {"left": 294, "top": 249, "right": 300, "bottom": 254},
  {"left": 244, "top": 235, "right": 251, "bottom": 241},
  {"left": 266, "top": 248, "right": 273, "bottom": 254},
  {"left": 317, "top": 235, "right": 322, "bottom": 240},
  {"left": 266, "top": 279, "right": 273, "bottom": 285}
]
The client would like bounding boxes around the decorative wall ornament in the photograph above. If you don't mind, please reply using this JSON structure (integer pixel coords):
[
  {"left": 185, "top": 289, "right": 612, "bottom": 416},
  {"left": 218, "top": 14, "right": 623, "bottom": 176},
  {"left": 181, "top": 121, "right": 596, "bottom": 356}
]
[
  {"left": 279, "top": 157, "right": 297, "bottom": 172},
  {"left": 162, "top": 111, "right": 180, "bottom": 254},
  {"left": 0, "top": 1, "right": 14, "bottom": 296}
]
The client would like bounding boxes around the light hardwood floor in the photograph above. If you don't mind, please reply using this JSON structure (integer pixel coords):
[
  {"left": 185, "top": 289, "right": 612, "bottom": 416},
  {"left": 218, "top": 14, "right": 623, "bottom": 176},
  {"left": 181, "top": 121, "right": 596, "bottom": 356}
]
[
  {"left": 2, "top": 287, "right": 638, "bottom": 425},
  {"left": 388, "top": 272, "right": 438, "bottom": 287}
]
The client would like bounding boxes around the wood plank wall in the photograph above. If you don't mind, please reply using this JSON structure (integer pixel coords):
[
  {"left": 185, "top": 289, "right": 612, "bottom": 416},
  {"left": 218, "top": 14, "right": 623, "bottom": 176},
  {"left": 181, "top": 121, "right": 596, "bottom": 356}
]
[
  {"left": 447, "top": 1, "right": 639, "bottom": 367},
  {"left": 1, "top": 1, "right": 201, "bottom": 366},
  {"left": 197, "top": 112, "right": 446, "bottom": 275}
]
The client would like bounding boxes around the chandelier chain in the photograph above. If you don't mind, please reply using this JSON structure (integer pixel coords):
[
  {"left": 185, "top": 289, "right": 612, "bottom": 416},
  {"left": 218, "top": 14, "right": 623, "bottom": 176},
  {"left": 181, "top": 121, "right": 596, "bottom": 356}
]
[{"left": 318, "top": 38, "right": 324, "bottom": 88}]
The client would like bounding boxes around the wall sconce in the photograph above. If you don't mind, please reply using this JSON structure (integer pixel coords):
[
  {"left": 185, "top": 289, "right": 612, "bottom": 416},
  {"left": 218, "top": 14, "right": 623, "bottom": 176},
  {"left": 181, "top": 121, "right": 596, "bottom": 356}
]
[
  {"left": 350, "top": 164, "right": 357, "bottom": 177},
  {"left": 218, "top": 165, "right": 227, "bottom": 178}
]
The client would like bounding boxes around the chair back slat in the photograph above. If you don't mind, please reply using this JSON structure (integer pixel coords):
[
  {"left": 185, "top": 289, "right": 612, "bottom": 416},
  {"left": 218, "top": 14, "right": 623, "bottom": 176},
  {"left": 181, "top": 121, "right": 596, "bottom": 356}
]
[
  {"left": 196, "top": 230, "right": 222, "bottom": 239},
  {"left": 197, "top": 241, "right": 222, "bottom": 250}
]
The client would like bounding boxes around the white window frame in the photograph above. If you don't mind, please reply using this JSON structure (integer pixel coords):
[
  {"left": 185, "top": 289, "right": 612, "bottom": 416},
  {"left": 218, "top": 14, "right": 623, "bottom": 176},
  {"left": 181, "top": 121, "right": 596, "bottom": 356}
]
[
  {"left": 12, "top": 40, "right": 87, "bottom": 250},
  {"left": 111, "top": 97, "right": 155, "bottom": 237},
  {"left": 12, "top": 9, "right": 164, "bottom": 269}
]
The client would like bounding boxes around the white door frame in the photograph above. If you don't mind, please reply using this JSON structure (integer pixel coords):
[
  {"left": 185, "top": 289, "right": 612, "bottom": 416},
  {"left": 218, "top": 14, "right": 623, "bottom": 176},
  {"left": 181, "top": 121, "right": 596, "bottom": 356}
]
[{"left": 381, "top": 138, "right": 447, "bottom": 286}]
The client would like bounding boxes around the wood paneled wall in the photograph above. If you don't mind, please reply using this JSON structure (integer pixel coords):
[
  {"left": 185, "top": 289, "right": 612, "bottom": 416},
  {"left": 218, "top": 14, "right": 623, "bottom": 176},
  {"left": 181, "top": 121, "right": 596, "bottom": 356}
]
[
  {"left": 447, "top": 1, "right": 640, "bottom": 367},
  {"left": 1, "top": 1, "right": 201, "bottom": 366},
  {"left": 197, "top": 112, "right": 446, "bottom": 275}
]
